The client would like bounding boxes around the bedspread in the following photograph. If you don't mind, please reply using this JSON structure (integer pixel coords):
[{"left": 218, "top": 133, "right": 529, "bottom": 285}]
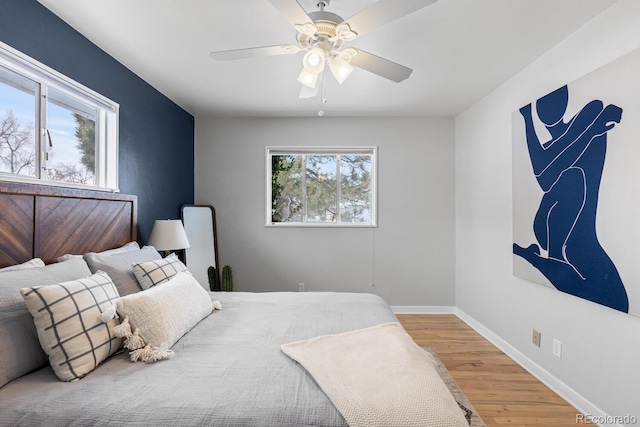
[{"left": 0, "top": 292, "right": 396, "bottom": 426}]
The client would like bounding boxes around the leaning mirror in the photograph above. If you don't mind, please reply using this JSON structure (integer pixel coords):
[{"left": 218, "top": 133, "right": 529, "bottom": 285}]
[{"left": 181, "top": 205, "right": 220, "bottom": 291}]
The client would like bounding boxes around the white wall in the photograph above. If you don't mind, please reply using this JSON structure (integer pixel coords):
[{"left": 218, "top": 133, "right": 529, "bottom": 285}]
[
  {"left": 195, "top": 117, "right": 455, "bottom": 307},
  {"left": 455, "top": 0, "right": 640, "bottom": 422}
]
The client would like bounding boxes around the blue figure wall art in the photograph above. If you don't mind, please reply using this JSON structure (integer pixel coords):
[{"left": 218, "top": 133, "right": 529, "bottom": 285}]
[
  {"left": 513, "top": 49, "right": 640, "bottom": 317},
  {"left": 513, "top": 85, "right": 628, "bottom": 313}
]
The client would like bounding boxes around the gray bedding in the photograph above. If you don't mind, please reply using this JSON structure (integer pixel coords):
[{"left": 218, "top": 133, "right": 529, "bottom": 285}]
[{"left": 0, "top": 291, "right": 397, "bottom": 426}]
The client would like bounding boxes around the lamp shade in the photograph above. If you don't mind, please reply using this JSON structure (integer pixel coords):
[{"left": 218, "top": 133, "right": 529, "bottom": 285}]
[
  {"left": 147, "top": 220, "right": 190, "bottom": 251},
  {"left": 297, "top": 68, "right": 319, "bottom": 89},
  {"left": 329, "top": 57, "right": 353, "bottom": 84}
]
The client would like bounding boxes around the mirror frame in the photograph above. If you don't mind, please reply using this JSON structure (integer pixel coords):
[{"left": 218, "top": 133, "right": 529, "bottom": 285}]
[{"left": 181, "top": 204, "right": 220, "bottom": 291}]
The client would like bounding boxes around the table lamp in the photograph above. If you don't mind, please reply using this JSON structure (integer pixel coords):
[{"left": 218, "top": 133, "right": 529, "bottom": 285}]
[{"left": 147, "top": 219, "right": 190, "bottom": 257}]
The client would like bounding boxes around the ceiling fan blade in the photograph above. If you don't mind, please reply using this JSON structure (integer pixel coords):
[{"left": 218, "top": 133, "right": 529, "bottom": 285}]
[
  {"left": 341, "top": 0, "right": 437, "bottom": 39},
  {"left": 349, "top": 49, "right": 413, "bottom": 83},
  {"left": 268, "top": 0, "right": 313, "bottom": 27},
  {"left": 210, "top": 45, "right": 299, "bottom": 61}
]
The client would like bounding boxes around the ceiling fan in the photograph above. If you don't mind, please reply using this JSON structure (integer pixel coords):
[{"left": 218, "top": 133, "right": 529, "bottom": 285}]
[{"left": 210, "top": 0, "right": 437, "bottom": 97}]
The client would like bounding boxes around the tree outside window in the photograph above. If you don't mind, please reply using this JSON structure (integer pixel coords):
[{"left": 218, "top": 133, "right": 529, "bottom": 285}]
[
  {"left": 0, "top": 42, "right": 118, "bottom": 190},
  {"left": 267, "top": 147, "right": 377, "bottom": 227}
]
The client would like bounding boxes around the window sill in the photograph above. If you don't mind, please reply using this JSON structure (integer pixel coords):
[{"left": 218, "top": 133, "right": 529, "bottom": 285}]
[
  {"left": 0, "top": 174, "right": 119, "bottom": 193},
  {"left": 265, "top": 222, "right": 377, "bottom": 228}
]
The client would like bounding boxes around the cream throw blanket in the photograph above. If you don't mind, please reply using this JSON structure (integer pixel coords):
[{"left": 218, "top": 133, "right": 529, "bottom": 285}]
[{"left": 281, "top": 322, "right": 469, "bottom": 427}]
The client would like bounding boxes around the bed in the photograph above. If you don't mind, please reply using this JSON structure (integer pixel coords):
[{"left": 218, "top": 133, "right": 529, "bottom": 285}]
[{"left": 0, "top": 182, "right": 469, "bottom": 427}]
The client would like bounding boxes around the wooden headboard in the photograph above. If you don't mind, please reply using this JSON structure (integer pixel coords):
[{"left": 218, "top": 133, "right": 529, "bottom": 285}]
[{"left": 0, "top": 181, "right": 137, "bottom": 268}]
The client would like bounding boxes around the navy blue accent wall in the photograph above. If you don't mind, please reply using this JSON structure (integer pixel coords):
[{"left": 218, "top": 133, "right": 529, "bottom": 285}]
[{"left": 0, "top": 0, "right": 195, "bottom": 242}]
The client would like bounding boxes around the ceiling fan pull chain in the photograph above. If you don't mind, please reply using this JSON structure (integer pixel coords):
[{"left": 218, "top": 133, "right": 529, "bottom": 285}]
[{"left": 318, "top": 71, "right": 327, "bottom": 117}]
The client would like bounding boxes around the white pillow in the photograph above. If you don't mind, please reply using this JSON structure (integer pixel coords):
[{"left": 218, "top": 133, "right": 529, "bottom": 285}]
[
  {"left": 116, "top": 272, "right": 212, "bottom": 351},
  {"left": 20, "top": 271, "right": 122, "bottom": 382},
  {"left": 132, "top": 253, "right": 189, "bottom": 290}
]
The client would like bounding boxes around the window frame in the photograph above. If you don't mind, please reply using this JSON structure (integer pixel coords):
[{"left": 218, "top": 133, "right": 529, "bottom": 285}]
[
  {"left": 265, "top": 146, "right": 378, "bottom": 228},
  {"left": 0, "top": 41, "right": 119, "bottom": 191}
]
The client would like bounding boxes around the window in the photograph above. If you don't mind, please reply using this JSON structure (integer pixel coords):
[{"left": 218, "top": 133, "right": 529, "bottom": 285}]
[
  {"left": 0, "top": 42, "right": 118, "bottom": 190},
  {"left": 266, "top": 146, "right": 377, "bottom": 227}
]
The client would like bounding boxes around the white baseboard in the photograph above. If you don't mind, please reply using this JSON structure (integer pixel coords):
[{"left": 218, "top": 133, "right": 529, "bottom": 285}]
[
  {"left": 391, "top": 306, "right": 456, "bottom": 314},
  {"left": 454, "top": 308, "right": 620, "bottom": 427}
]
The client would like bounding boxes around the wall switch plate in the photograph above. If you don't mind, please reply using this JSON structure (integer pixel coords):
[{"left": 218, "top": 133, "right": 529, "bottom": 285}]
[
  {"left": 532, "top": 329, "right": 541, "bottom": 347},
  {"left": 553, "top": 338, "right": 562, "bottom": 359},
  {"left": 298, "top": 282, "right": 305, "bottom": 292}
]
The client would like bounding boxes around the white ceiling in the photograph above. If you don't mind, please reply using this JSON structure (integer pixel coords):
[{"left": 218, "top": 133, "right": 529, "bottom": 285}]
[{"left": 37, "top": 0, "right": 617, "bottom": 118}]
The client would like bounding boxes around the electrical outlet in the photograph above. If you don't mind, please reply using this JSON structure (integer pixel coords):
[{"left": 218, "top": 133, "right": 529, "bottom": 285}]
[
  {"left": 532, "top": 329, "right": 541, "bottom": 347},
  {"left": 369, "top": 282, "right": 375, "bottom": 287},
  {"left": 298, "top": 282, "right": 305, "bottom": 292},
  {"left": 553, "top": 338, "right": 562, "bottom": 359}
]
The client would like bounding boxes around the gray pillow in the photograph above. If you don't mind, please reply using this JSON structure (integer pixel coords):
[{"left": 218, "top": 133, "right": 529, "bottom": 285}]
[
  {"left": 57, "top": 241, "right": 140, "bottom": 262},
  {"left": 0, "top": 258, "right": 92, "bottom": 388},
  {"left": 84, "top": 246, "right": 162, "bottom": 296},
  {"left": 0, "top": 258, "right": 45, "bottom": 272}
]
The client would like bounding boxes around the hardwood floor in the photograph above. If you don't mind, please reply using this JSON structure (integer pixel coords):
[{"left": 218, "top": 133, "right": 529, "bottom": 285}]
[{"left": 397, "top": 314, "right": 592, "bottom": 427}]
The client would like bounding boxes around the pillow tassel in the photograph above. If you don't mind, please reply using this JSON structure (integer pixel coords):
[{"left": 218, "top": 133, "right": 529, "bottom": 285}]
[
  {"left": 129, "top": 343, "right": 174, "bottom": 363},
  {"left": 212, "top": 300, "right": 222, "bottom": 311},
  {"left": 129, "top": 344, "right": 154, "bottom": 362},
  {"left": 113, "top": 316, "right": 132, "bottom": 339},
  {"left": 100, "top": 304, "right": 118, "bottom": 323},
  {"left": 117, "top": 317, "right": 171, "bottom": 362},
  {"left": 145, "top": 343, "right": 175, "bottom": 363},
  {"left": 124, "top": 328, "right": 145, "bottom": 350}
]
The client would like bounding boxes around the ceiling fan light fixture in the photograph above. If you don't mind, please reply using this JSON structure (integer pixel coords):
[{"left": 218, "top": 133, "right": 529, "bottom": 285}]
[
  {"left": 211, "top": 0, "right": 434, "bottom": 101},
  {"left": 329, "top": 56, "right": 353, "bottom": 84},
  {"left": 340, "top": 48, "right": 358, "bottom": 62},
  {"left": 335, "top": 23, "right": 358, "bottom": 41},
  {"left": 303, "top": 48, "right": 326, "bottom": 74},
  {"left": 297, "top": 68, "right": 319, "bottom": 89},
  {"left": 294, "top": 22, "right": 318, "bottom": 37}
]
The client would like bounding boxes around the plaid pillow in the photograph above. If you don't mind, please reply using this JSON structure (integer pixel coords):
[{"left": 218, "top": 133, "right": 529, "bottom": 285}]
[
  {"left": 132, "top": 253, "right": 189, "bottom": 290},
  {"left": 20, "top": 271, "right": 122, "bottom": 382}
]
